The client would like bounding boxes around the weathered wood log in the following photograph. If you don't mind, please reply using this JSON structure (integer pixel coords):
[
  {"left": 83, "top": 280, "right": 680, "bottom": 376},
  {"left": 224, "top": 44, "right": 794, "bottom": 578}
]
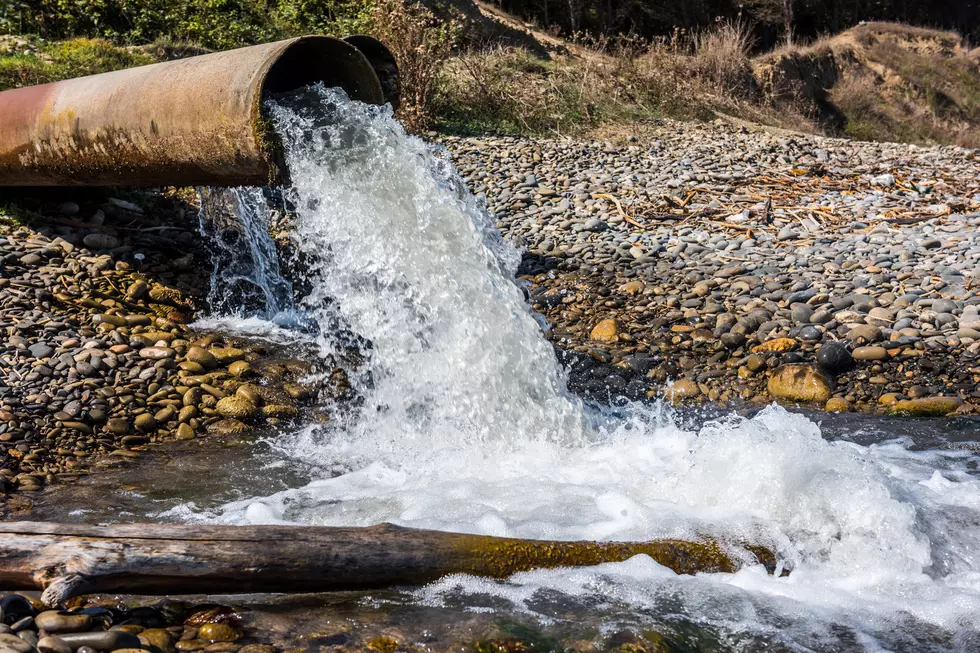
[{"left": 0, "top": 522, "right": 778, "bottom": 606}]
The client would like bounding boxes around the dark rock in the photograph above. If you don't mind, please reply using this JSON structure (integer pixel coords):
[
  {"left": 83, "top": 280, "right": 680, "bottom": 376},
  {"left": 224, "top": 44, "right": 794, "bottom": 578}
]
[{"left": 816, "top": 342, "right": 853, "bottom": 373}]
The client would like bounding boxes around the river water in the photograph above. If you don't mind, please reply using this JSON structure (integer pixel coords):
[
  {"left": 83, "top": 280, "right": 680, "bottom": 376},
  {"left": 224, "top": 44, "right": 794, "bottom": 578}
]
[{"left": 54, "top": 86, "right": 980, "bottom": 651}]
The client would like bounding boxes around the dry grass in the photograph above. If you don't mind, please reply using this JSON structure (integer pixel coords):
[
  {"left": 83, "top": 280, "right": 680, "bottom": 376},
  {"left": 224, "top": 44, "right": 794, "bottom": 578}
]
[
  {"left": 368, "top": 0, "right": 460, "bottom": 132},
  {"left": 435, "top": 18, "right": 815, "bottom": 137},
  {"left": 767, "top": 21, "right": 980, "bottom": 147}
]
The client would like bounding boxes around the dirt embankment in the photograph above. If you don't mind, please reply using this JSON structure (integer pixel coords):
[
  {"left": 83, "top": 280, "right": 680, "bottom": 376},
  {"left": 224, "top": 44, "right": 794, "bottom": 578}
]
[{"left": 754, "top": 22, "right": 980, "bottom": 146}]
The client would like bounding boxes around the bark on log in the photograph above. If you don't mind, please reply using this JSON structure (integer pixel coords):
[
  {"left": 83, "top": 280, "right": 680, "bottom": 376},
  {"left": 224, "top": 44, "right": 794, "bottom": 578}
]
[{"left": 0, "top": 522, "right": 778, "bottom": 606}]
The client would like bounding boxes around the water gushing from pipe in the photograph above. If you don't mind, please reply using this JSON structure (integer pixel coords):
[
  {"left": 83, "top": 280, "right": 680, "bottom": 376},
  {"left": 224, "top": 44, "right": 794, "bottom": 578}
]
[{"left": 191, "top": 85, "right": 980, "bottom": 651}]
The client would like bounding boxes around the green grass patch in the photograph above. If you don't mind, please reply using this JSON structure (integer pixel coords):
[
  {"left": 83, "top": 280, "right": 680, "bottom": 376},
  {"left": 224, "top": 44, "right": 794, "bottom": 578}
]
[{"left": 0, "top": 37, "right": 156, "bottom": 91}]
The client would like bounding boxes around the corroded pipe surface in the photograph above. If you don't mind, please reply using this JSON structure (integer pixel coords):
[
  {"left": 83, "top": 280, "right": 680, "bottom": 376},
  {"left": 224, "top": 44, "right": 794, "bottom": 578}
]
[{"left": 0, "top": 35, "right": 397, "bottom": 187}]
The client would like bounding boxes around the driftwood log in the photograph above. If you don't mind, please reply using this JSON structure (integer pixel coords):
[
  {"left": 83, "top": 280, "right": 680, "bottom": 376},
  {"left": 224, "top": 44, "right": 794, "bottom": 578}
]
[{"left": 0, "top": 522, "right": 779, "bottom": 606}]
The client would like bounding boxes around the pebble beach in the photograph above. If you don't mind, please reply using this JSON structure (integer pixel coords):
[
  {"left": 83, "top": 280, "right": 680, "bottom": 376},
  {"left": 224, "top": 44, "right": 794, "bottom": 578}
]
[{"left": 443, "top": 120, "right": 980, "bottom": 416}]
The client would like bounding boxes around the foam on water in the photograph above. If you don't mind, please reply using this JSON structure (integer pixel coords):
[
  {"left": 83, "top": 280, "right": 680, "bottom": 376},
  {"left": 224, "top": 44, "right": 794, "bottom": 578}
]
[{"left": 192, "top": 85, "right": 980, "bottom": 650}]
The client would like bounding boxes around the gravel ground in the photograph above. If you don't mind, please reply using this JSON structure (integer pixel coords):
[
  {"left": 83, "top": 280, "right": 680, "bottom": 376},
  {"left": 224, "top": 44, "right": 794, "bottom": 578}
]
[
  {"left": 0, "top": 192, "right": 332, "bottom": 506},
  {"left": 442, "top": 120, "right": 980, "bottom": 415}
]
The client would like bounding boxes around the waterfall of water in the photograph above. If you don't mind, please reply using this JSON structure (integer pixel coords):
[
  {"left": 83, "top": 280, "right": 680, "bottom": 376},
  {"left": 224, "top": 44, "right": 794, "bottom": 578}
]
[
  {"left": 198, "top": 186, "right": 294, "bottom": 320},
  {"left": 186, "top": 84, "right": 980, "bottom": 651}
]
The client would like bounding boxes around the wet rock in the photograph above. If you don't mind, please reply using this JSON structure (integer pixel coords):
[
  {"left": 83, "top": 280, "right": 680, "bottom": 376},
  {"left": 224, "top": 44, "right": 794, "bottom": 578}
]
[
  {"left": 139, "top": 628, "right": 174, "bottom": 652},
  {"left": 216, "top": 396, "right": 257, "bottom": 420},
  {"left": 227, "top": 361, "right": 251, "bottom": 378},
  {"left": 185, "top": 347, "right": 218, "bottom": 370},
  {"left": 235, "top": 385, "right": 262, "bottom": 406},
  {"left": 889, "top": 397, "right": 963, "bottom": 416},
  {"left": 667, "top": 378, "right": 700, "bottom": 401},
  {"left": 209, "top": 348, "right": 245, "bottom": 365},
  {"left": 37, "top": 636, "right": 72, "bottom": 653},
  {"left": 825, "top": 397, "right": 849, "bottom": 412},
  {"left": 147, "top": 285, "right": 180, "bottom": 305},
  {"left": 283, "top": 384, "right": 312, "bottom": 401},
  {"left": 35, "top": 611, "right": 91, "bottom": 634},
  {"left": 767, "top": 364, "right": 834, "bottom": 403},
  {"left": 197, "top": 624, "right": 238, "bottom": 642},
  {"left": 261, "top": 405, "right": 298, "bottom": 419},
  {"left": 106, "top": 418, "right": 131, "bottom": 436},
  {"left": 207, "top": 419, "right": 250, "bottom": 436},
  {"left": 134, "top": 413, "right": 158, "bottom": 433},
  {"left": 125, "top": 280, "right": 149, "bottom": 302},
  {"left": 237, "top": 646, "right": 275, "bottom": 653}
]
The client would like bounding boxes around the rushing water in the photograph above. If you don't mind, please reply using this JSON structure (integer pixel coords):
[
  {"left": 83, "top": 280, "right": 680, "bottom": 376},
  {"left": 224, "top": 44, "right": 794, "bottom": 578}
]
[{"left": 181, "top": 85, "right": 980, "bottom": 651}]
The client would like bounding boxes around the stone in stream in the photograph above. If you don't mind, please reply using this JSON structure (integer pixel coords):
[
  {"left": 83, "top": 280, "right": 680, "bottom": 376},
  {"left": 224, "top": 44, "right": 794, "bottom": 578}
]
[
  {"left": 262, "top": 404, "right": 299, "bottom": 419},
  {"left": 175, "top": 423, "right": 196, "bottom": 440},
  {"left": 185, "top": 346, "right": 218, "bottom": 370},
  {"left": 284, "top": 384, "right": 312, "bottom": 401},
  {"left": 767, "top": 364, "right": 834, "bottom": 403},
  {"left": 210, "top": 347, "right": 246, "bottom": 365},
  {"left": 216, "top": 396, "right": 258, "bottom": 420},
  {"left": 208, "top": 419, "right": 251, "bottom": 436},
  {"left": 888, "top": 397, "right": 963, "bottom": 416},
  {"left": 138, "top": 629, "right": 174, "bottom": 651},
  {"left": 34, "top": 611, "right": 91, "bottom": 634},
  {"left": 825, "top": 397, "right": 849, "bottom": 412},
  {"left": 228, "top": 360, "right": 252, "bottom": 377},
  {"left": 197, "top": 624, "right": 239, "bottom": 642}
]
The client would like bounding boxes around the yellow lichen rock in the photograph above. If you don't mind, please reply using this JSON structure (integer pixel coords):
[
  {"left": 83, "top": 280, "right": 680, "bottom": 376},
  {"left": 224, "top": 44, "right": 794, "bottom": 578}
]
[
  {"left": 888, "top": 397, "right": 963, "bottom": 417},
  {"left": 590, "top": 318, "right": 620, "bottom": 343},
  {"left": 752, "top": 338, "right": 799, "bottom": 353},
  {"left": 767, "top": 364, "right": 833, "bottom": 403}
]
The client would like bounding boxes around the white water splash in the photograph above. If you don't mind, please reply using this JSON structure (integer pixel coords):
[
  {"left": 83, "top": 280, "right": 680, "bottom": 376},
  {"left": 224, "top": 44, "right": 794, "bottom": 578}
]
[
  {"left": 193, "top": 86, "right": 980, "bottom": 651},
  {"left": 198, "top": 187, "right": 294, "bottom": 319}
]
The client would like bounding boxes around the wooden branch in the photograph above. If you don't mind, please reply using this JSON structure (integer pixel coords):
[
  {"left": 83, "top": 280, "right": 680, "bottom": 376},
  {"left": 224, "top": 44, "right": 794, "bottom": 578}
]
[{"left": 0, "top": 522, "right": 779, "bottom": 606}]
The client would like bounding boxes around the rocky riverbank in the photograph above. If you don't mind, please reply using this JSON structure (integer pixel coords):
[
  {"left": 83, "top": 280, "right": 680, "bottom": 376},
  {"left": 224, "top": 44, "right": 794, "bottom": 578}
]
[
  {"left": 0, "top": 191, "right": 338, "bottom": 508},
  {"left": 4, "top": 120, "right": 980, "bottom": 506},
  {"left": 0, "top": 593, "right": 276, "bottom": 653},
  {"left": 442, "top": 120, "right": 980, "bottom": 416}
]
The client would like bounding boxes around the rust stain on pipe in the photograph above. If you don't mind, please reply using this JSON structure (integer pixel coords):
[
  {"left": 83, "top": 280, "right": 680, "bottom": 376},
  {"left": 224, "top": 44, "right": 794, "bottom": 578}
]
[{"left": 0, "top": 35, "right": 398, "bottom": 187}]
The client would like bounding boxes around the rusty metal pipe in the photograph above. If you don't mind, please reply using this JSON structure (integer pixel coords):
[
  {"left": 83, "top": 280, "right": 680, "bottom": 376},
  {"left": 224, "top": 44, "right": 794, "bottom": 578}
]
[{"left": 0, "top": 35, "right": 399, "bottom": 187}]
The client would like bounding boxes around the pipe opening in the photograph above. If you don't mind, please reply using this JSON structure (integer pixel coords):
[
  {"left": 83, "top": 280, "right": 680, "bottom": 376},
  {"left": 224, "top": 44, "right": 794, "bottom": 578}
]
[{"left": 261, "top": 37, "right": 384, "bottom": 105}]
